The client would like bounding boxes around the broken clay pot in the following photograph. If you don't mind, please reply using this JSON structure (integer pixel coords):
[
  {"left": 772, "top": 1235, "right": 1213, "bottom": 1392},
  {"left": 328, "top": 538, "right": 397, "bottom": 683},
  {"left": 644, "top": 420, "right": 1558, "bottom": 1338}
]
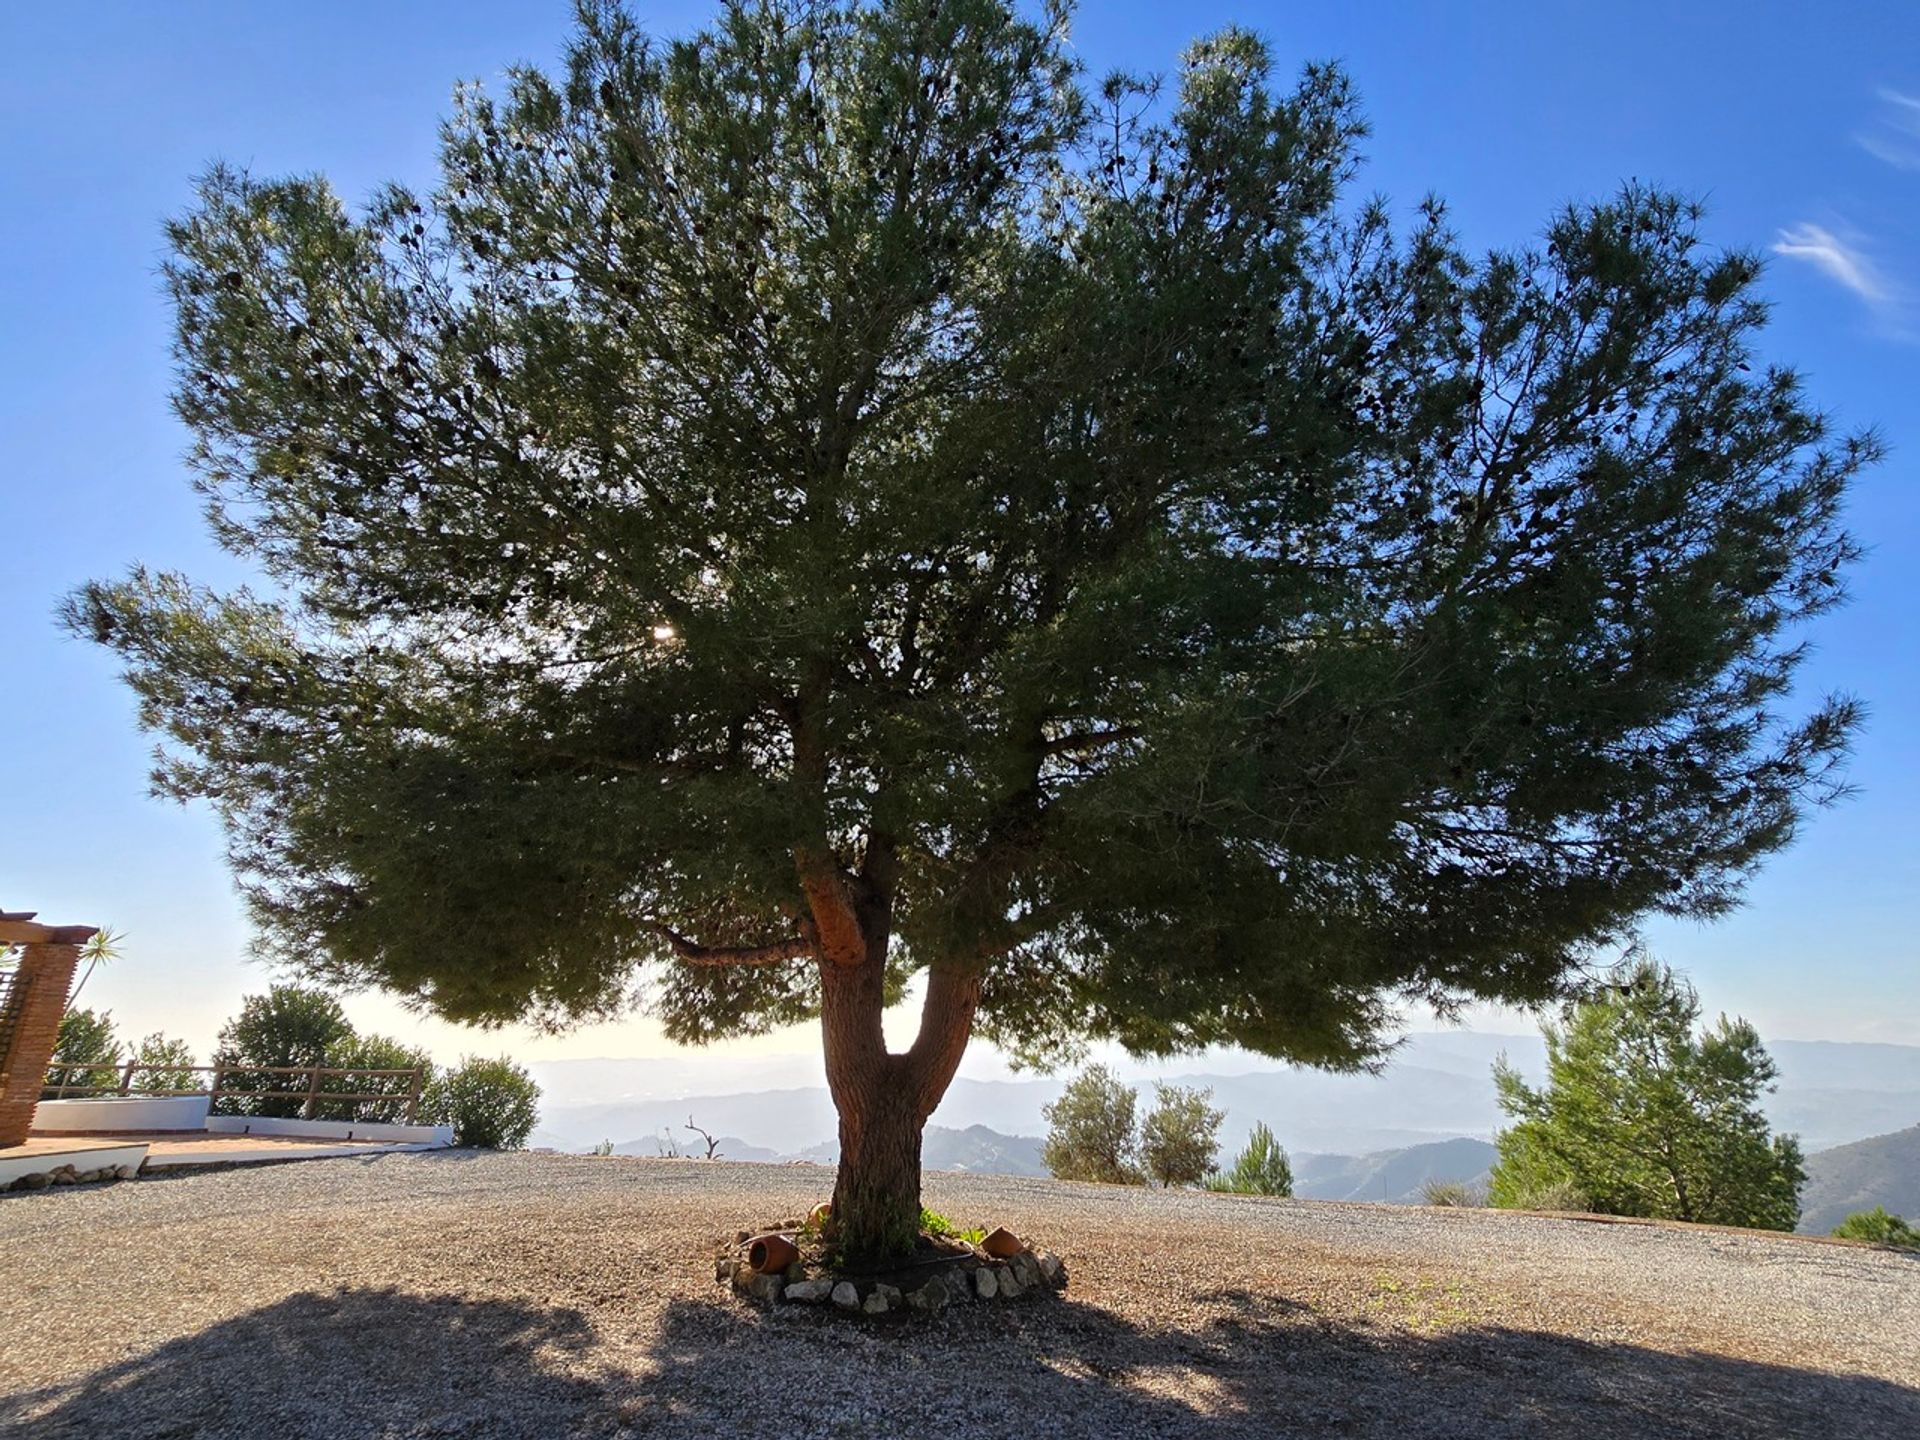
[
  {"left": 981, "top": 1226, "right": 1025, "bottom": 1259},
  {"left": 747, "top": 1233, "right": 801, "bottom": 1274}
]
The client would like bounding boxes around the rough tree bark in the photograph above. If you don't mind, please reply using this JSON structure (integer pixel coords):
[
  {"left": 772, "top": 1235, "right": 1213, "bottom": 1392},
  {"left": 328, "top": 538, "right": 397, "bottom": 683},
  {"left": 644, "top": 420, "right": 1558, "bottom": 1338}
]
[{"left": 811, "top": 857, "right": 982, "bottom": 1262}]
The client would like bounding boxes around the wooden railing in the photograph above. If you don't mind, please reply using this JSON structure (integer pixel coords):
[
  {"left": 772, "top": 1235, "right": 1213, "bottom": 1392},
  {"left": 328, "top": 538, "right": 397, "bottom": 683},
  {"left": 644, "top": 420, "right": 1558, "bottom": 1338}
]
[{"left": 42, "top": 1061, "right": 426, "bottom": 1125}]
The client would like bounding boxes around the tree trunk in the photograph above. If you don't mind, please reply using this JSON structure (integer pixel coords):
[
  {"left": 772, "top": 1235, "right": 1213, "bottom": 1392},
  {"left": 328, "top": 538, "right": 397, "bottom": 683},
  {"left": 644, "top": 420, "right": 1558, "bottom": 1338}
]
[{"left": 820, "top": 946, "right": 980, "bottom": 1265}]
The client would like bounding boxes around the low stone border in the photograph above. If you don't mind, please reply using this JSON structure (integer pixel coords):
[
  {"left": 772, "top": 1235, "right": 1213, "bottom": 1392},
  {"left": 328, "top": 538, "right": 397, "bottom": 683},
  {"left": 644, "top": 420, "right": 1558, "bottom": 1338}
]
[
  {"left": 7, "top": 1161, "right": 140, "bottom": 1192},
  {"left": 717, "top": 1229, "right": 1068, "bottom": 1316}
]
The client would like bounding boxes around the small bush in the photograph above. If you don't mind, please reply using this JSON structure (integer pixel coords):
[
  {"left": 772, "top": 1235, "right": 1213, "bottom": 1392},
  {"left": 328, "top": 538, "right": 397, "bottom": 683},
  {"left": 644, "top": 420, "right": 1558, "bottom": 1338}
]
[
  {"left": 1498, "top": 1177, "right": 1589, "bottom": 1213},
  {"left": 1203, "top": 1122, "right": 1293, "bottom": 1197},
  {"left": 1832, "top": 1207, "right": 1920, "bottom": 1249},
  {"left": 427, "top": 1055, "right": 541, "bottom": 1149},
  {"left": 1422, "top": 1178, "right": 1486, "bottom": 1208}
]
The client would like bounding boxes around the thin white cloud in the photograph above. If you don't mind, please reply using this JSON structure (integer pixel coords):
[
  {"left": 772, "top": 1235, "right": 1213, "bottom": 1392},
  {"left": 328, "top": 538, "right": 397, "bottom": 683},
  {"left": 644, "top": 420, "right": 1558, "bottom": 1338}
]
[
  {"left": 1855, "top": 87, "right": 1920, "bottom": 170},
  {"left": 1771, "top": 222, "right": 1892, "bottom": 303}
]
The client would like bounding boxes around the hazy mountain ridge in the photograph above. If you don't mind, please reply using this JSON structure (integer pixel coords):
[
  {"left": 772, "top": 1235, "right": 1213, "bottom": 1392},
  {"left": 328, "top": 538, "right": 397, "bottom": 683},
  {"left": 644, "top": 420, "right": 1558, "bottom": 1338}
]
[
  {"left": 1799, "top": 1125, "right": 1920, "bottom": 1234},
  {"left": 1293, "top": 1138, "right": 1499, "bottom": 1204},
  {"left": 527, "top": 1031, "right": 1920, "bottom": 1159}
]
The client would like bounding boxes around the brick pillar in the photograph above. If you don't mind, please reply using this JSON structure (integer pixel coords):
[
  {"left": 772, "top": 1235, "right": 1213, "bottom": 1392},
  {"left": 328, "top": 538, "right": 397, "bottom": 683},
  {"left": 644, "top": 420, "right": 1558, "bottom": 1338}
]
[{"left": 0, "top": 941, "right": 83, "bottom": 1147}]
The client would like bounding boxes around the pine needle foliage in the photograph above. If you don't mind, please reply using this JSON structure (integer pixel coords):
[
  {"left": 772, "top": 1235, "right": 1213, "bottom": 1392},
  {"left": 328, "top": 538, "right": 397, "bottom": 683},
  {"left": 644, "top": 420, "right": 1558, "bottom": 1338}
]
[
  {"left": 66, "top": 1, "right": 1870, "bottom": 1245},
  {"left": 1489, "top": 959, "right": 1804, "bottom": 1230}
]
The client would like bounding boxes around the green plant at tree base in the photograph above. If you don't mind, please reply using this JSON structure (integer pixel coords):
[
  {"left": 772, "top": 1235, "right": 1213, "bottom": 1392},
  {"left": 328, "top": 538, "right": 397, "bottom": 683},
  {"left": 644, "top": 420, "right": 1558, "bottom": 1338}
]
[
  {"left": 1043, "top": 1065, "right": 1142, "bottom": 1185},
  {"left": 1204, "top": 1122, "right": 1294, "bottom": 1197},
  {"left": 1488, "top": 959, "right": 1803, "bottom": 1230},
  {"left": 425, "top": 1056, "right": 541, "bottom": 1150},
  {"left": 1832, "top": 1208, "right": 1920, "bottom": 1250},
  {"left": 70, "top": 0, "right": 1872, "bottom": 1264},
  {"left": 918, "top": 1207, "right": 987, "bottom": 1245},
  {"left": 1140, "top": 1083, "right": 1225, "bottom": 1188}
]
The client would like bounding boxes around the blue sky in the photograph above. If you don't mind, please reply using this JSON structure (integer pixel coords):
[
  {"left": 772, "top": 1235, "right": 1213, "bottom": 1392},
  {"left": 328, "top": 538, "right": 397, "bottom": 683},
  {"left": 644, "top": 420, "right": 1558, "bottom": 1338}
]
[{"left": 1, "top": 1, "right": 1915, "bottom": 1069}]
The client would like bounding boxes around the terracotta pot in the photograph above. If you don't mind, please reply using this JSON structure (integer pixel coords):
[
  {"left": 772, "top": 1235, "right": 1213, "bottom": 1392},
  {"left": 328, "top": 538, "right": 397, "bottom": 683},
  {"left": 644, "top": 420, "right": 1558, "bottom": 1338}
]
[
  {"left": 981, "top": 1226, "right": 1024, "bottom": 1259},
  {"left": 807, "top": 1201, "right": 832, "bottom": 1228},
  {"left": 747, "top": 1232, "right": 800, "bottom": 1274}
]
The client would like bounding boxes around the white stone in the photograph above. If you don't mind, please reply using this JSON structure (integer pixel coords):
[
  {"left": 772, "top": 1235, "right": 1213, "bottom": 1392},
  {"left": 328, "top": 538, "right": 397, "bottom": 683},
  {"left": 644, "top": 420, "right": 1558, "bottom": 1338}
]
[
  {"left": 785, "top": 1279, "right": 834, "bottom": 1303},
  {"left": 974, "top": 1267, "right": 998, "bottom": 1299},
  {"left": 1038, "top": 1252, "right": 1063, "bottom": 1285},
  {"left": 831, "top": 1281, "right": 861, "bottom": 1310},
  {"left": 997, "top": 1267, "right": 1022, "bottom": 1299}
]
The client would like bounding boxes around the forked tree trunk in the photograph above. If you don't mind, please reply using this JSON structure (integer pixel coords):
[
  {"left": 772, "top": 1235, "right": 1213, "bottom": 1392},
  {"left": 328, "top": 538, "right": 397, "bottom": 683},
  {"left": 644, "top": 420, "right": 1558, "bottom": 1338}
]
[{"left": 820, "top": 940, "right": 980, "bottom": 1265}]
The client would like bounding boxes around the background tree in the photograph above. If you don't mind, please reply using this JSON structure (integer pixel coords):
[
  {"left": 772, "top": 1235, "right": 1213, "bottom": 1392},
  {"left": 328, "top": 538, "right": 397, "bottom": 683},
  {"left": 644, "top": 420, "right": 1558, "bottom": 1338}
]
[
  {"left": 130, "top": 1032, "right": 199, "bottom": 1092},
  {"left": 1139, "top": 1082, "right": 1224, "bottom": 1187},
  {"left": 72, "top": 0, "right": 1869, "bottom": 1260},
  {"left": 212, "top": 983, "right": 355, "bottom": 1116},
  {"left": 44, "top": 1008, "right": 121, "bottom": 1097},
  {"left": 1042, "top": 1064, "right": 1140, "bottom": 1184},
  {"left": 1206, "top": 1121, "right": 1293, "bottom": 1197},
  {"left": 426, "top": 1056, "right": 542, "bottom": 1149},
  {"left": 1489, "top": 959, "right": 1805, "bottom": 1230},
  {"left": 322, "top": 1032, "right": 436, "bottom": 1123}
]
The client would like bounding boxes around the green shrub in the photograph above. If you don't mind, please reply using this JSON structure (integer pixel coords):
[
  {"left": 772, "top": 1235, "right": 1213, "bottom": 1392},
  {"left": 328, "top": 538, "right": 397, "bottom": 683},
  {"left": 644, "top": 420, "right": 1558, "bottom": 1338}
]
[
  {"left": 427, "top": 1055, "right": 541, "bottom": 1149},
  {"left": 1203, "top": 1122, "right": 1293, "bottom": 1197},
  {"left": 1497, "top": 1176, "right": 1590, "bottom": 1213},
  {"left": 1421, "top": 1178, "right": 1486, "bottom": 1208},
  {"left": 919, "top": 1207, "right": 986, "bottom": 1244},
  {"left": 1832, "top": 1207, "right": 1920, "bottom": 1249}
]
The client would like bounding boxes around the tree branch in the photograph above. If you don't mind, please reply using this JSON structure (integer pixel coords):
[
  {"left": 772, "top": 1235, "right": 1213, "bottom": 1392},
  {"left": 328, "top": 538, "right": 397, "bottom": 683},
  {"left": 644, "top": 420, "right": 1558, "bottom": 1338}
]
[{"left": 648, "top": 923, "right": 813, "bottom": 968}]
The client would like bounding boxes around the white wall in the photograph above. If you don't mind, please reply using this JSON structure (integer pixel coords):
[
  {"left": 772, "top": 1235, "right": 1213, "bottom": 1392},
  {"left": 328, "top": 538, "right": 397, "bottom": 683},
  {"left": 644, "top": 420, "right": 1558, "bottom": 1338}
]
[
  {"left": 204, "top": 1114, "right": 452, "bottom": 1145},
  {"left": 32, "top": 1095, "right": 211, "bottom": 1132}
]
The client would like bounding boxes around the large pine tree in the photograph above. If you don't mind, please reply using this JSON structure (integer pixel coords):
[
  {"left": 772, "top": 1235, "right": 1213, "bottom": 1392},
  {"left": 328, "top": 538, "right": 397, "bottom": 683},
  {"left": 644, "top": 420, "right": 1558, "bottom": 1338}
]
[{"left": 73, "top": 0, "right": 1869, "bottom": 1260}]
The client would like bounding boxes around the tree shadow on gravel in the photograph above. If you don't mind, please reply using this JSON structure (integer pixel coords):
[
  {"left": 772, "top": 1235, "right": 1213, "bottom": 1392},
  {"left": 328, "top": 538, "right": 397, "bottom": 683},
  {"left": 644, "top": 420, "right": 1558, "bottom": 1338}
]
[
  {"left": 4, "top": 1284, "right": 1916, "bottom": 1440},
  {"left": 0, "top": 1287, "right": 613, "bottom": 1440}
]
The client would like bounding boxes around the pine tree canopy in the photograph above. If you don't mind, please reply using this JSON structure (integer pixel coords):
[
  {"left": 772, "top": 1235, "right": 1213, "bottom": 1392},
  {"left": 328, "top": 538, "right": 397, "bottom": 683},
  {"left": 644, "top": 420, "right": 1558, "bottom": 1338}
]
[
  {"left": 1489, "top": 959, "right": 1806, "bottom": 1230},
  {"left": 74, "top": 0, "right": 1868, "bottom": 1079}
]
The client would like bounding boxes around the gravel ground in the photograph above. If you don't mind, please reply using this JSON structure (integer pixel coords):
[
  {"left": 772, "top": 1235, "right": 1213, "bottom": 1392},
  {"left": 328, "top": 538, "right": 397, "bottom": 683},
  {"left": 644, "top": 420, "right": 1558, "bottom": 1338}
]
[{"left": 2, "top": 1151, "right": 1916, "bottom": 1439}]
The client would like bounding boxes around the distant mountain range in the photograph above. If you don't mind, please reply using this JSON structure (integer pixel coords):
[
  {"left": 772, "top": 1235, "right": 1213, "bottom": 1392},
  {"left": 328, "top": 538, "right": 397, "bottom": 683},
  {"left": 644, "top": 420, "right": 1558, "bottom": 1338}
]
[
  {"left": 1294, "top": 1137, "right": 1497, "bottom": 1204},
  {"left": 528, "top": 1030, "right": 1920, "bottom": 1160},
  {"left": 1800, "top": 1125, "right": 1920, "bottom": 1234},
  {"left": 606, "top": 1122, "right": 1050, "bottom": 1177}
]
